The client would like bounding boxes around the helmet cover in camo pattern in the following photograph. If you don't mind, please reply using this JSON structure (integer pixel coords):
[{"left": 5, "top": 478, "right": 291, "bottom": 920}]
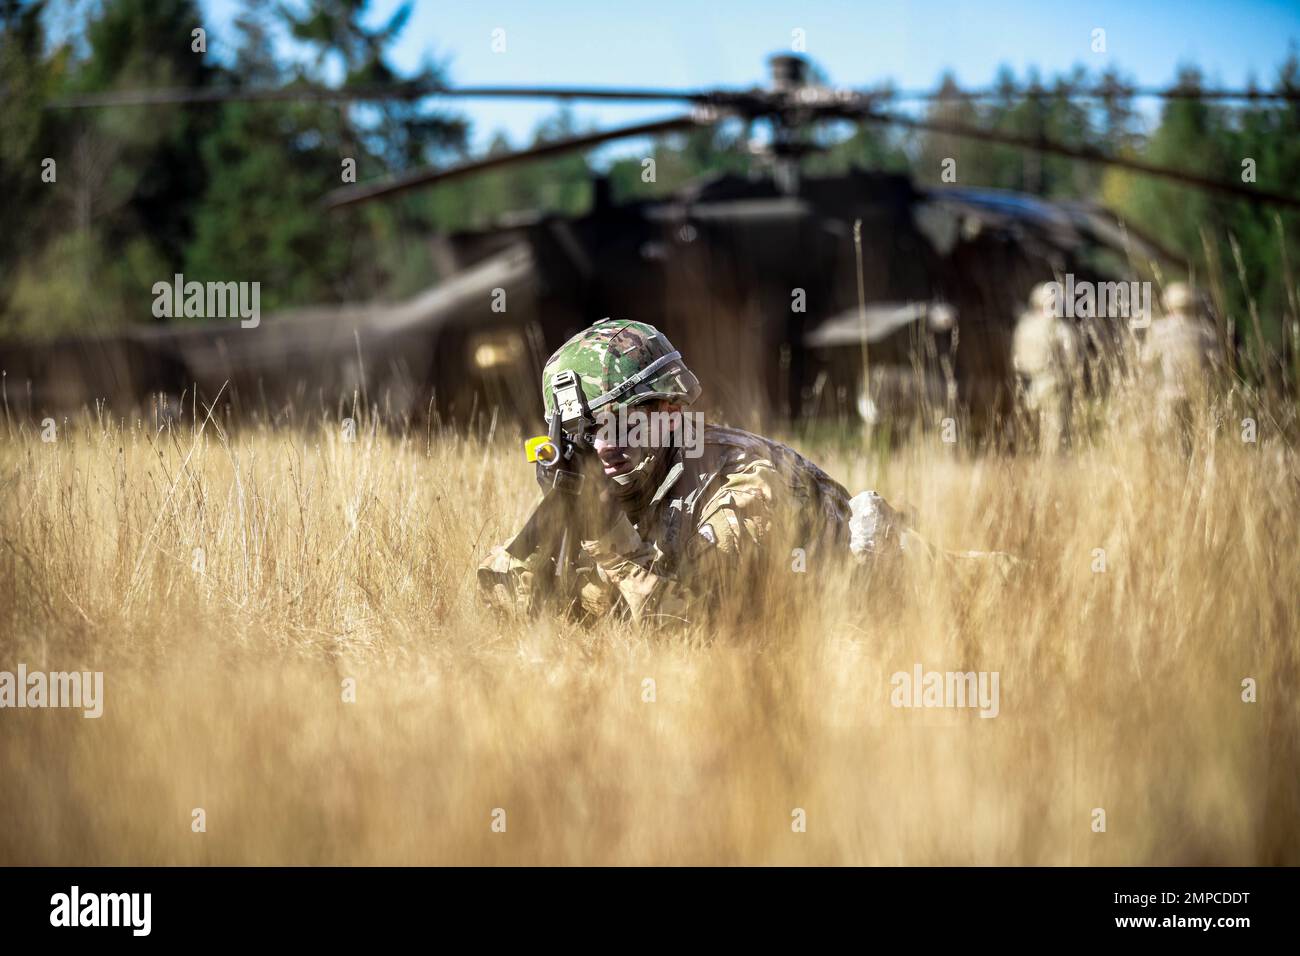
[{"left": 541, "top": 319, "right": 701, "bottom": 424}]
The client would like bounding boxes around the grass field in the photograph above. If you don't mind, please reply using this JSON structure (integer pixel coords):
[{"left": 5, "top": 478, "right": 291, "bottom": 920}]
[{"left": 1, "top": 386, "right": 1297, "bottom": 865}]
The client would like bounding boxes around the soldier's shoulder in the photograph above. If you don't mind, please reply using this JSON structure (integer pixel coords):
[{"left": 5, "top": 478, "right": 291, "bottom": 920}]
[
  {"left": 701, "top": 425, "right": 845, "bottom": 490},
  {"left": 703, "top": 423, "right": 774, "bottom": 453},
  {"left": 701, "top": 424, "right": 799, "bottom": 469}
]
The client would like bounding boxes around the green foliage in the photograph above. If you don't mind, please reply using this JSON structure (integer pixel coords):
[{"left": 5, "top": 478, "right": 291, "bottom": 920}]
[
  {"left": 1110, "top": 60, "right": 1300, "bottom": 344},
  {"left": 183, "top": 99, "right": 354, "bottom": 308},
  {"left": 6, "top": 230, "right": 166, "bottom": 337},
  {"left": 1, "top": 0, "right": 220, "bottom": 334},
  {"left": 0, "top": 2, "right": 1296, "bottom": 362},
  {"left": 0, "top": 0, "right": 68, "bottom": 317},
  {"left": 906, "top": 58, "right": 1299, "bottom": 349}
]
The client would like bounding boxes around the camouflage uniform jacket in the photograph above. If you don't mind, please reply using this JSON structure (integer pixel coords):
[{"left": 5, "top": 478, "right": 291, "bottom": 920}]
[
  {"left": 1012, "top": 310, "right": 1080, "bottom": 393},
  {"left": 1141, "top": 315, "right": 1221, "bottom": 402},
  {"left": 478, "top": 424, "right": 876, "bottom": 625}
]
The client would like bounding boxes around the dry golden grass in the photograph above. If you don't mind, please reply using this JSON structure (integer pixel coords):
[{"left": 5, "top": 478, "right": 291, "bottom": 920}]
[{"left": 1, "top": 386, "right": 1297, "bottom": 865}]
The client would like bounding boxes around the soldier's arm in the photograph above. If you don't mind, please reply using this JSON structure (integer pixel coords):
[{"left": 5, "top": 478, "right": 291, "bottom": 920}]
[
  {"left": 475, "top": 527, "right": 608, "bottom": 617},
  {"left": 583, "top": 458, "right": 789, "bottom": 624},
  {"left": 577, "top": 517, "right": 696, "bottom": 625},
  {"left": 476, "top": 543, "right": 543, "bottom": 616},
  {"left": 483, "top": 461, "right": 788, "bottom": 625}
]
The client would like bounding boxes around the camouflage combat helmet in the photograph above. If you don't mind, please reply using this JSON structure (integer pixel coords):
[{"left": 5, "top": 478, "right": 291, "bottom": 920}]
[{"left": 541, "top": 319, "right": 701, "bottom": 425}]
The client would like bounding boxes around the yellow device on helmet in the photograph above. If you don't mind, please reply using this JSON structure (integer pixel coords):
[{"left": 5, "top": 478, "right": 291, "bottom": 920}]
[{"left": 525, "top": 436, "right": 558, "bottom": 463}]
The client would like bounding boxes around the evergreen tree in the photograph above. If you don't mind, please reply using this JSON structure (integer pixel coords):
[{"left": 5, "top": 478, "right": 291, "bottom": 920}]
[{"left": 183, "top": 0, "right": 354, "bottom": 307}]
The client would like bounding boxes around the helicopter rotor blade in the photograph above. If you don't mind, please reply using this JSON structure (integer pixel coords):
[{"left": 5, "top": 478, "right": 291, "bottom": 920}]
[
  {"left": 420, "top": 85, "right": 705, "bottom": 102},
  {"left": 324, "top": 113, "right": 710, "bottom": 210},
  {"left": 48, "top": 60, "right": 1300, "bottom": 113},
  {"left": 49, "top": 82, "right": 709, "bottom": 110},
  {"left": 862, "top": 110, "right": 1300, "bottom": 210},
  {"left": 889, "top": 85, "right": 1300, "bottom": 103},
  {"left": 49, "top": 81, "right": 433, "bottom": 109}
]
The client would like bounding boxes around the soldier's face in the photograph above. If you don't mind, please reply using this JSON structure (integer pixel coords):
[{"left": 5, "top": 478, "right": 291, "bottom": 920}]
[{"left": 592, "top": 401, "right": 681, "bottom": 479}]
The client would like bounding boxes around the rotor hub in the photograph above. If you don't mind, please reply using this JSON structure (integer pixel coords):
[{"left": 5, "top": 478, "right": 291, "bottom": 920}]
[{"left": 768, "top": 54, "right": 811, "bottom": 94}]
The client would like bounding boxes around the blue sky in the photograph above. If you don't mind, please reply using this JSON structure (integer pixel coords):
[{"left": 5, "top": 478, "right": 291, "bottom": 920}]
[{"left": 202, "top": 0, "right": 1300, "bottom": 155}]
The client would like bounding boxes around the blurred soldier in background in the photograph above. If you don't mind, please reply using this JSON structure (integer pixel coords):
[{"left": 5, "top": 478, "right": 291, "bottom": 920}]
[
  {"left": 477, "top": 320, "right": 1009, "bottom": 627},
  {"left": 1012, "top": 282, "right": 1081, "bottom": 451},
  {"left": 1140, "top": 282, "right": 1223, "bottom": 439}
]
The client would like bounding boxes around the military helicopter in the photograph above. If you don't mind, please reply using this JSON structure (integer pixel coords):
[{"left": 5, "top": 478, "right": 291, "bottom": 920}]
[{"left": 10, "top": 54, "right": 1299, "bottom": 431}]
